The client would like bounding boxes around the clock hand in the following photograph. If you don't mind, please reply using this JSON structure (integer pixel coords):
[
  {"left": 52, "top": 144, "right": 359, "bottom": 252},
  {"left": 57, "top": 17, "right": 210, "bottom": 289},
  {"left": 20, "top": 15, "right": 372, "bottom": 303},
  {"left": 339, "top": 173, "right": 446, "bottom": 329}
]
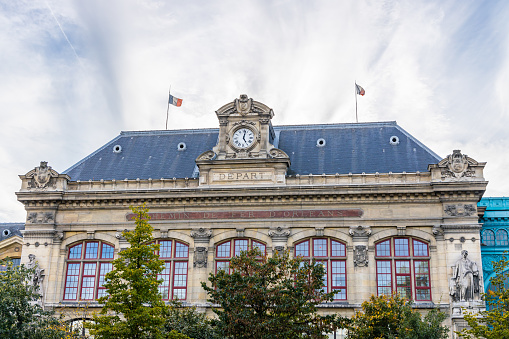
[{"left": 243, "top": 131, "right": 247, "bottom": 143}]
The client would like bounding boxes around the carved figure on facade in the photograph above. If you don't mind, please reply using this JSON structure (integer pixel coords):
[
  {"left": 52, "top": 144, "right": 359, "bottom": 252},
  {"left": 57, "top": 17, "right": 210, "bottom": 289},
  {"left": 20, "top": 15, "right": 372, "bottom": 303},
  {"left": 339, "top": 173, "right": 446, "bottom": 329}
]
[
  {"left": 349, "top": 225, "right": 372, "bottom": 237},
  {"left": 438, "top": 150, "right": 477, "bottom": 179},
  {"left": 353, "top": 245, "right": 368, "bottom": 267},
  {"left": 444, "top": 204, "right": 476, "bottom": 217},
  {"left": 194, "top": 247, "right": 208, "bottom": 268},
  {"left": 25, "top": 161, "right": 59, "bottom": 189},
  {"left": 450, "top": 250, "right": 480, "bottom": 302},
  {"left": 27, "top": 254, "right": 45, "bottom": 297}
]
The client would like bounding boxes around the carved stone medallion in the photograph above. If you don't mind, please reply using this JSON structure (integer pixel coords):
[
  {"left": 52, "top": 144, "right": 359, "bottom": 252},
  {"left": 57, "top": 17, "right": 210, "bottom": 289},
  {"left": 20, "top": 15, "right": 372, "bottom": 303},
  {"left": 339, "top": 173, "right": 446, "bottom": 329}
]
[
  {"left": 353, "top": 245, "right": 368, "bottom": 267},
  {"left": 194, "top": 247, "right": 208, "bottom": 268}
]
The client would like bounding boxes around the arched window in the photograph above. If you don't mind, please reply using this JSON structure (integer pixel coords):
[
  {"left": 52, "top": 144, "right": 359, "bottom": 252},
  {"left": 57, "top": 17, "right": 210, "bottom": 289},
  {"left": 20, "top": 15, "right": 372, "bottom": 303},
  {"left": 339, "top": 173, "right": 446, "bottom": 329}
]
[
  {"left": 375, "top": 237, "right": 431, "bottom": 301},
  {"left": 482, "top": 230, "right": 495, "bottom": 246},
  {"left": 496, "top": 229, "right": 508, "bottom": 246},
  {"left": 156, "top": 240, "right": 189, "bottom": 300},
  {"left": 64, "top": 241, "right": 114, "bottom": 300},
  {"left": 294, "top": 238, "right": 347, "bottom": 300},
  {"left": 215, "top": 238, "right": 266, "bottom": 273}
]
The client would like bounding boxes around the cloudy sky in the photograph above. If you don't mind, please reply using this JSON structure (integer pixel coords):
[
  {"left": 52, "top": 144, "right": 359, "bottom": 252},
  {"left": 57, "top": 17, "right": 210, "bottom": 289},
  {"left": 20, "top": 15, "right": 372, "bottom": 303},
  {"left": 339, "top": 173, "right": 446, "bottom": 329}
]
[{"left": 1, "top": 0, "right": 508, "bottom": 222}]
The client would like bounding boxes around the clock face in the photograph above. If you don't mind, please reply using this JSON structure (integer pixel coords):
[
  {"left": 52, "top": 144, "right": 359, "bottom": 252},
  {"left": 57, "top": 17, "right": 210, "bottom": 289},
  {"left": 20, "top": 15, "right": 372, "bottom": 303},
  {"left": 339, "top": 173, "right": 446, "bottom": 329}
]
[{"left": 232, "top": 128, "right": 255, "bottom": 149}]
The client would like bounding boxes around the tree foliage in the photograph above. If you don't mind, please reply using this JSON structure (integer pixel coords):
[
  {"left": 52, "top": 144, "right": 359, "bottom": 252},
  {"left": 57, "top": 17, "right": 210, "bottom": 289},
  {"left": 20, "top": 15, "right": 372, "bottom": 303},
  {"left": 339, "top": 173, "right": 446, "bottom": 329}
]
[
  {"left": 0, "top": 258, "right": 67, "bottom": 339},
  {"left": 201, "top": 248, "right": 347, "bottom": 339},
  {"left": 346, "top": 294, "right": 449, "bottom": 339},
  {"left": 87, "top": 204, "right": 168, "bottom": 339},
  {"left": 162, "top": 300, "right": 218, "bottom": 339},
  {"left": 458, "top": 254, "right": 509, "bottom": 339}
]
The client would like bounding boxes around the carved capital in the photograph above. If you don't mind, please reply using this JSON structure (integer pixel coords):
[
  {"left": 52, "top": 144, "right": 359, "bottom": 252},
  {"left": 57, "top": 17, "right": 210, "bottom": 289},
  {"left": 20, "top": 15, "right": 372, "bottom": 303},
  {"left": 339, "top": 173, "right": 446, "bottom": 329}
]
[
  {"left": 268, "top": 227, "right": 290, "bottom": 240},
  {"left": 191, "top": 228, "right": 212, "bottom": 244},
  {"left": 349, "top": 225, "right": 372, "bottom": 238}
]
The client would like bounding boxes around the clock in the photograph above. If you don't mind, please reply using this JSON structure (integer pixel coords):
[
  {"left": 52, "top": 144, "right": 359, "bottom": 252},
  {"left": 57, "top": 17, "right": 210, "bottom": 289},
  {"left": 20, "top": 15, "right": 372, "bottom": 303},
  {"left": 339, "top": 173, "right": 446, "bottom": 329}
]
[{"left": 232, "top": 128, "right": 255, "bottom": 149}]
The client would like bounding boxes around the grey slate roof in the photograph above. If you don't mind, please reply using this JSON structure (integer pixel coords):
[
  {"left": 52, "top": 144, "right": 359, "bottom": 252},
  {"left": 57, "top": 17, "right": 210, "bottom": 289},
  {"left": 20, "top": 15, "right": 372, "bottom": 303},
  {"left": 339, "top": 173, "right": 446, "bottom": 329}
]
[
  {"left": 64, "top": 121, "right": 441, "bottom": 181},
  {"left": 0, "top": 223, "right": 25, "bottom": 241}
]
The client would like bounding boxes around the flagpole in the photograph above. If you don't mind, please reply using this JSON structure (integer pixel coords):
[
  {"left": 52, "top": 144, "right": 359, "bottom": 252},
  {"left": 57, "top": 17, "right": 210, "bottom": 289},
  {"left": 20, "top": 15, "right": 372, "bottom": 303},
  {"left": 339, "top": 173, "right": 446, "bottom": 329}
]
[
  {"left": 165, "top": 86, "right": 171, "bottom": 130},
  {"left": 355, "top": 82, "right": 358, "bottom": 123}
]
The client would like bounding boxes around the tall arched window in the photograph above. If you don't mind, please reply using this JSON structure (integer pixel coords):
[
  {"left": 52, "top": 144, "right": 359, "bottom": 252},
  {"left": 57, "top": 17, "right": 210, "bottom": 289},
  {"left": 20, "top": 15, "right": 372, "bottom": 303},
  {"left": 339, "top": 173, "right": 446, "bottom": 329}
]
[
  {"left": 64, "top": 241, "right": 114, "bottom": 300},
  {"left": 375, "top": 237, "right": 431, "bottom": 301},
  {"left": 215, "top": 238, "right": 266, "bottom": 273},
  {"left": 294, "top": 237, "right": 347, "bottom": 300},
  {"left": 482, "top": 230, "right": 495, "bottom": 246},
  {"left": 496, "top": 229, "right": 508, "bottom": 246},
  {"left": 156, "top": 240, "right": 189, "bottom": 300}
]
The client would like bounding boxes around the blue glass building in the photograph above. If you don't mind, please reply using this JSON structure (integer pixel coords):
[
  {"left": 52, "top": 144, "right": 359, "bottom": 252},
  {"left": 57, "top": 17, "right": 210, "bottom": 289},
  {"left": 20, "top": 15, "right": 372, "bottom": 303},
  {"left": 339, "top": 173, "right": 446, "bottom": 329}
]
[{"left": 478, "top": 197, "right": 509, "bottom": 292}]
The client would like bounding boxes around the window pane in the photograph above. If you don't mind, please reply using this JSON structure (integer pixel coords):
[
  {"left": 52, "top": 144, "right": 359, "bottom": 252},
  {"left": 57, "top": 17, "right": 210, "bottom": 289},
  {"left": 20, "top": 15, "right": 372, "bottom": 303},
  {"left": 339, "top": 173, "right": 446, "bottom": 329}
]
[
  {"left": 414, "top": 261, "right": 431, "bottom": 301},
  {"left": 69, "top": 244, "right": 82, "bottom": 259},
  {"left": 98, "top": 263, "right": 112, "bottom": 288},
  {"left": 394, "top": 239, "right": 409, "bottom": 256},
  {"left": 158, "top": 262, "right": 171, "bottom": 299},
  {"left": 413, "top": 240, "right": 428, "bottom": 257},
  {"left": 252, "top": 241, "right": 266, "bottom": 255},
  {"left": 234, "top": 239, "right": 249, "bottom": 256},
  {"left": 396, "top": 261, "right": 411, "bottom": 299},
  {"left": 159, "top": 241, "right": 172, "bottom": 258},
  {"left": 85, "top": 242, "right": 99, "bottom": 259},
  {"left": 496, "top": 230, "right": 508, "bottom": 246},
  {"left": 80, "top": 263, "right": 97, "bottom": 300},
  {"left": 377, "top": 261, "right": 392, "bottom": 295},
  {"left": 217, "top": 242, "right": 231, "bottom": 258},
  {"left": 173, "top": 262, "right": 188, "bottom": 300},
  {"left": 376, "top": 240, "right": 390, "bottom": 256},
  {"left": 175, "top": 242, "right": 189, "bottom": 258},
  {"left": 331, "top": 261, "right": 346, "bottom": 300},
  {"left": 101, "top": 243, "right": 114, "bottom": 259},
  {"left": 313, "top": 239, "right": 327, "bottom": 257},
  {"left": 483, "top": 230, "right": 495, "bottom": 246},
  {"left": 216, "top": 261, "right": 230, "bottom": 273},
  {"left": 295, "top": 240, "right": 310, "bottom": 257},
  {"left": 331, "top": 240, "right": 346, "bottom": 257},
  {"left": 64, "top": 263, "right": 81, "bottom": 300}
]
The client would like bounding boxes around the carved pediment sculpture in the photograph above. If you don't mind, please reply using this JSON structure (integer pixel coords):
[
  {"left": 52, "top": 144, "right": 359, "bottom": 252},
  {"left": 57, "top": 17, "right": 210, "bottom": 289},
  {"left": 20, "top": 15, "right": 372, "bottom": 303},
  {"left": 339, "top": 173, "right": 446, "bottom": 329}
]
[
  {"left": 24, "top": 161, "right": 59, "bottom": 190},
  {"left": 437, "top": 150, "right": 479, "bottom": 180},
  {"left": 196, "top": 150, "right": 216, "bottom": 161},
  {"left": 269, "top": 148, "right": 289, "bottom": 159}
]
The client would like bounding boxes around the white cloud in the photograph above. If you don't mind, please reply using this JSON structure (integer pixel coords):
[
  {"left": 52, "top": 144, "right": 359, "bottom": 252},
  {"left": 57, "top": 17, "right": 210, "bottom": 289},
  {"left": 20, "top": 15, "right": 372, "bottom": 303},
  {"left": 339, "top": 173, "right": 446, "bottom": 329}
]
[{"left": 1, "top": 0, "right": 508, "bottom": 221}]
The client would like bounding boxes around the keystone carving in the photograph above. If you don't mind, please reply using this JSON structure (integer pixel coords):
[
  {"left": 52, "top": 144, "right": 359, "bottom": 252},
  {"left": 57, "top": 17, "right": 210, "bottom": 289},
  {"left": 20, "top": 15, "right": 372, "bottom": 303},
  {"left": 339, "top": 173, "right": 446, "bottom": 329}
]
[
  {"left": 444, "top": 204, "right": 476, "bottom": 217},
  {"left": 349, "top": 225, "right": 372, "bottom": 237}
]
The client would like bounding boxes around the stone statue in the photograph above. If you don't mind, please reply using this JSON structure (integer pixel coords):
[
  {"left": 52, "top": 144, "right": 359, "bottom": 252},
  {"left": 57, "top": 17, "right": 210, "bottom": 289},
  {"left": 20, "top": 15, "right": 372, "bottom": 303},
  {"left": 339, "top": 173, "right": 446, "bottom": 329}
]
[
  {"left": 450, "top": 250, "right": 479, "bottom": 302},
  {"left": 27, "top": 254, "right": 45, "bottom": 296}
]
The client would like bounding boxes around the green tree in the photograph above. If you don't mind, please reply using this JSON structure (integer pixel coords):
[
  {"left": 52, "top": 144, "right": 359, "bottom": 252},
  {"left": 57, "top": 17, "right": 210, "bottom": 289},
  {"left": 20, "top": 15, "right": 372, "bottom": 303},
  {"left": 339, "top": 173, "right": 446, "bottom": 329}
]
[
  {"left": 162, "top": 300, "right": 218, "bottom": 339},
  {"left": 0, "top": 258, "right": 67, "bottom": 339},
  {"left": 346, "top": 294, "right": 448, "bottom": 339},
  {"left": 458, "top": 254, "right": 509, "bottom": 339},
  {"left": 201, "top": 248, "right": 347, "bottom": 339},
  {"left": 87, "top": 204, "right": 168, "bottom": 339}
]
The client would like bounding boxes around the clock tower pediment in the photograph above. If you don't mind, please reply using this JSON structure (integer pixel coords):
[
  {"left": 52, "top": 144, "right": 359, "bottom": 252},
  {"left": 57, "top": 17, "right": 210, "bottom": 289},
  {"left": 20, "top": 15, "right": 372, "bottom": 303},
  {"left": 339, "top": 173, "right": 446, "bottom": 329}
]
[{"left": 196, "top": 95, "right": 290, "bottom": 186}]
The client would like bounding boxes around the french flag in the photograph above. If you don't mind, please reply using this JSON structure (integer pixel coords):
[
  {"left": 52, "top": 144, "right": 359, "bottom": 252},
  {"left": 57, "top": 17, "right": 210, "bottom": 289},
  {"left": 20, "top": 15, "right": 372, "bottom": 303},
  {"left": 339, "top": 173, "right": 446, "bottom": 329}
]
[{"left": 169, "top": 94, "right": 183, "bottom": 107}]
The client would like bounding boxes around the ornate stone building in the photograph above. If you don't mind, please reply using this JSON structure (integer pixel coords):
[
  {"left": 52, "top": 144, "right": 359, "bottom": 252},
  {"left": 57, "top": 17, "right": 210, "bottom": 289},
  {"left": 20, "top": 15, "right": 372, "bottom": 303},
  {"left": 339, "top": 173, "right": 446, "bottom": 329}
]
[
  {"left": 0, "top": 222, "right": 24, "bottom": 269},
  {"left": 17, "top": 95, "right": 487, "bottom": 337}
]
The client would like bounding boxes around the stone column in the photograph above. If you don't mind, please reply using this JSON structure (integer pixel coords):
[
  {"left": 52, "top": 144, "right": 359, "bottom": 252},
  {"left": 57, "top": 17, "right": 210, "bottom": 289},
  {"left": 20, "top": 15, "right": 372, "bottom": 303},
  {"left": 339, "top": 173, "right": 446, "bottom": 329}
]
[
  {"left": 348, "top": 226, "right": 372, "bottom": 304},
  {"left": 190, "top": 228, "right": 212, "bottom": 303}
]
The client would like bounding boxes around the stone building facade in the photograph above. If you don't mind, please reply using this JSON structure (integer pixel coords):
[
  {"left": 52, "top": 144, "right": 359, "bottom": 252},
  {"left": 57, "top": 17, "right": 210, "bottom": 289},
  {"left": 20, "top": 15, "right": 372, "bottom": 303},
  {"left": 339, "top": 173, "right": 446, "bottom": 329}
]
[{"left": 17, "top": 96, "right": 487, "bottom": 337}]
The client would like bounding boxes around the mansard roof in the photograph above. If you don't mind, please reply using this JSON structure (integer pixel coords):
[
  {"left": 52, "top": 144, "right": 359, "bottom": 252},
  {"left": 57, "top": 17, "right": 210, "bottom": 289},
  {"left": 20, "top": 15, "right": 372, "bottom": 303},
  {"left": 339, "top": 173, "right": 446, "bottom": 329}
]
[
  {"left": 64, "top": 121, "right": 441, "bottom": 181},
  {"left": 0, "top": 223, "right": 25, "bottom": 241}
]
